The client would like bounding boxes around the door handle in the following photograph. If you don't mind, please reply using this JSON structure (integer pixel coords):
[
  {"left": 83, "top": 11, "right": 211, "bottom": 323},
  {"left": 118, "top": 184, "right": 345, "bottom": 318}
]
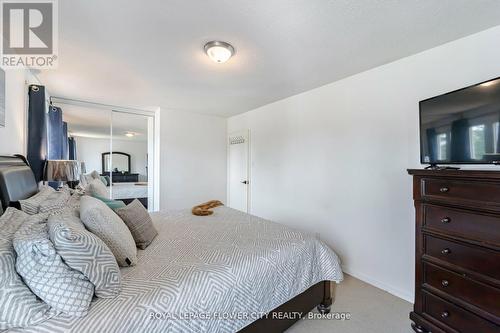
[{"left": 241, "top": 180, "right": 248, "bottom": 184}]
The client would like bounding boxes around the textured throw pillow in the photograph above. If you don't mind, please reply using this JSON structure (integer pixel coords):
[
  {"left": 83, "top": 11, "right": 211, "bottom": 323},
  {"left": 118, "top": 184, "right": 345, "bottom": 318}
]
[
  {"left": 80, "top": 196, "right": 137, "bottom": 266},
  {"left": 39, "top": 189, "right": 71, "bottom": 213},
  {"left": 86, "top": 178, "right": 108, "bottom": 197},
  {"left": 92, "top": 194, "right": 126, "bottom": 210},
  {"left": 13, "top": 220, "right": 94, "bottom": 317},
  {"left": 99, "top": 176, "right": 108, "bottom": 186},
  {"left": 48, "top": 213, "right": 121, "bottom": 298},
  {"left": 90, "top": 170, "right": 100, "bottom": 179},
  {"left": 115, "top": 199, "right": 158, "bottom": 250},
  {"left": 104, "top": 175, "right": 111, "bottom": 186},
  {"left": 19, "top": 186, "right": 55, "bottom": 215},
  {"left": 0, "top": 208, "right": 56, "bottom": 329}
]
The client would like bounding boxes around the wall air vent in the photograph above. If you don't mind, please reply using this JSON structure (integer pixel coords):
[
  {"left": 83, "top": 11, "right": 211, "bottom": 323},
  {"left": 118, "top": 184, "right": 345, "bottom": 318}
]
[{"left": 229, "top": 136, "right": 245, "bottom": 145}]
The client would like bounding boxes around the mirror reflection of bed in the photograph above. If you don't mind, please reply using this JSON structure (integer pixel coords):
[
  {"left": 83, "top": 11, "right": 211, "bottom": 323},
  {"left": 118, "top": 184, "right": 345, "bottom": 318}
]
[
  {"left": 59, "top": 104, "right": 151, "bottom": 209},
  {"left": 101, "top": 152, "right": 148, "bottom": 207}
]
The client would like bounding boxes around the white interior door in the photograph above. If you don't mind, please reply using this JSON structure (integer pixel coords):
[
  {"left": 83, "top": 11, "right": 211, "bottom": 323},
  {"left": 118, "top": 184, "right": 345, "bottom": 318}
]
[{"left": 228, "top": 130, "right": 249, "bottom": 212}]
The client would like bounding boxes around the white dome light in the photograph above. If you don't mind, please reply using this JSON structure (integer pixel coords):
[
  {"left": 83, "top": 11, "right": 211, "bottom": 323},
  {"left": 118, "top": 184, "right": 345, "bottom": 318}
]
[{"left": 204, "top": 41, "right": 235, "bottom": 63}]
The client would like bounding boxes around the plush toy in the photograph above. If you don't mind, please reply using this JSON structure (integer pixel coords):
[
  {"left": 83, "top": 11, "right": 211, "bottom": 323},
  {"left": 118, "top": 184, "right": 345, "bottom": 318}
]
[{"left": 192, "top": 200, "right": 224, "bottom": 216}]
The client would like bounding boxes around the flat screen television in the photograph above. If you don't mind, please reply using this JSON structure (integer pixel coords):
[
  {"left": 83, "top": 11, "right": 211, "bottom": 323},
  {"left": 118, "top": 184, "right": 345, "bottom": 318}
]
[{"left": 420, "top": 77, "right": 500, "bottom": 165}]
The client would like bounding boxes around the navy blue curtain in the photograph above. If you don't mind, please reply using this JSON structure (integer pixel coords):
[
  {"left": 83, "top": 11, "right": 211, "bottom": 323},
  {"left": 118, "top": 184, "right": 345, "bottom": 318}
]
[
  {"left": 62, "top": 122, "right": 69, "bottom": 159},
  {"left": 68, "top": 137, "right": 77, "bottom": 160},
  {"left": 47, "top": 106, "right": 63, "bottom": 160},
  {"left": 27, "top": 85, "right": 47, "bottom": 182}
]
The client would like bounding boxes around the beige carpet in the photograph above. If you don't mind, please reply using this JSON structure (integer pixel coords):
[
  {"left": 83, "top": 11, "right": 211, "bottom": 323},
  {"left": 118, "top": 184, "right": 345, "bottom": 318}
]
[{"left": 286, "top": 274, "right": 414, "bottom": 333}]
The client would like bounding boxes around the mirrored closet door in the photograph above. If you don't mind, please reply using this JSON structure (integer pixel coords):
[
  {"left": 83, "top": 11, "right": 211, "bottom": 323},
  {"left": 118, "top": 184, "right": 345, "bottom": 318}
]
[
  {"left": 108, "top": 111, "right": 153, "bottom": 209},
  {"left": 58, "top": 101, "right": 154, "bottom": 210}
]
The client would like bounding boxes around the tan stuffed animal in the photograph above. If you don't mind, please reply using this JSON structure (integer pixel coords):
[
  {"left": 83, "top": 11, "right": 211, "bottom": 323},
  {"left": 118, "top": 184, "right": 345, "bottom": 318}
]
[{"left": 192, "top": 200, "right": 224, "bottom": 216}]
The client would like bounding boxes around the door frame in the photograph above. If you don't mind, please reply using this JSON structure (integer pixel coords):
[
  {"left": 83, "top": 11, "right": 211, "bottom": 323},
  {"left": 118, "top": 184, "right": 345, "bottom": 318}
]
[{"left": 227, "top": 129, "right": 251, "bottom": 213}]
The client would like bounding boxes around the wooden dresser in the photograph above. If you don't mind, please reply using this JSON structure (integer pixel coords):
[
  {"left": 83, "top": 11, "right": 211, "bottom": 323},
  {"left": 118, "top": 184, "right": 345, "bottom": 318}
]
[
  {"left": 102, "top": 172, "right": 139, "bottom": 183},
  {"left": 408, "top": 169, "right": 500, "bottom": 333}
]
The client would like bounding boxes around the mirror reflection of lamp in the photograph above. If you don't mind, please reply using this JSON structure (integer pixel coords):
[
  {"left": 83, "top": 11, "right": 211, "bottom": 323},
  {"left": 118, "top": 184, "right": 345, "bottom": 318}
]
[{"left": 44, "top": 160, "right": 81, "bottom": 189}]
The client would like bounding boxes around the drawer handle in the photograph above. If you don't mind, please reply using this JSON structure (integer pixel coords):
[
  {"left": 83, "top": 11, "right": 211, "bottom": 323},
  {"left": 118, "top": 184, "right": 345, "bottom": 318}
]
[
  {"left": 441, "top": 280, "right": 449, "bottom": 287},
  {"left": 439, "top": 187, "right": 449, "bottom": 193},
  {"left": 441, "top": 217, "right": 451, "bottom": 223},
  {"left": 441, "top": 248, "right": 451, "bottom": 254},
  {"left": 441, "top": 311, "right": 449, "bottom": 318},
  {"left": 411, "top": 324, "right": 425, "bottom": 333}
]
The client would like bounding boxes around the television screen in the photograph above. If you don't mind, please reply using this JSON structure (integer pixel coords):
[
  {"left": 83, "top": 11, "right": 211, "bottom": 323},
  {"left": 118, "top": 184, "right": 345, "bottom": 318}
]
[{"left": 420, "top": 77, "right": 500, "bottom": 165}]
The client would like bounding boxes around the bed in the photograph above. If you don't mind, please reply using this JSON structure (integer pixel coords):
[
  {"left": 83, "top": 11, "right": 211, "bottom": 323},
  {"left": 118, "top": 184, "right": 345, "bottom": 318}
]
[
  {"left": 107, "top": 182, "right": 148, "bottom": 207},
  {"left": 108, "top": 182, "right": 148, "bottom": 200},
  {"left": 0, "top": 156, "right": 343, "bottom": 333}
]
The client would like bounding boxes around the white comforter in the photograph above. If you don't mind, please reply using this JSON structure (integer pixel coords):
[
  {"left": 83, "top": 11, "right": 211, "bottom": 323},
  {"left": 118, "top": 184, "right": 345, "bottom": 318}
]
[
  {"left": 10, "top": 207, "right": 343, "bottom": 333},
  {"left": 107, "top": 182, "right": 148, "bottom": 200}
]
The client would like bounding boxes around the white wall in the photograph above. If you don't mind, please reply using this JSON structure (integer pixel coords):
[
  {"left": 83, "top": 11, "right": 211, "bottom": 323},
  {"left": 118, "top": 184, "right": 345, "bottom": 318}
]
[
  {"left": 160, "top": 109, "right": 227, "bottom": 210},
  {"left": 74, "top": 136, "right": 148, "bottom": 181},
  {"left": 228, "top": 26, "right": 500, "bottom": 302}
]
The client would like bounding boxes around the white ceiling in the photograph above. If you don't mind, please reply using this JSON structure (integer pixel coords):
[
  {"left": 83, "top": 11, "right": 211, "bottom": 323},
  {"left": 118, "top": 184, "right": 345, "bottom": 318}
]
[{"left": 37, "top": 0, "right": 500, "bottom": 117}]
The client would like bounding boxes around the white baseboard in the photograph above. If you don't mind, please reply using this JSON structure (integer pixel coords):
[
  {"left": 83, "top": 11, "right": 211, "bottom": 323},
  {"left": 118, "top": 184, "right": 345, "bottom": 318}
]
[{"left": 341, "top": 265, "right": 414, "bottom": 304}]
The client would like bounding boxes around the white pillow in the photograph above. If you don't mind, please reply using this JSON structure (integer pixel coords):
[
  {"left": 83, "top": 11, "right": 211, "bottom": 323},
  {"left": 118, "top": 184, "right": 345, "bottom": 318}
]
[
  {"left": 90, "top": 170, "right": 100, "bottom": 179},
  {"left": 19, "top": 186, "right": 55, "bottom": 215},
  {"left": 0, "top": 208, "right": 56, "bottom": 329},
  {"left": 80, "top": 196, "right": 137, "bottom": 267},
  {"left": 13, "top": 216, "right": 94, "bottom": 317},
  {"left": 48, "top": 213, "right": 122, "bottom": 298},
  {"left": 86, "top": 178, "right": 108, "bottom": 197},
  {"left": 39, "top": 189, "right": 71, "bottom": 213}
]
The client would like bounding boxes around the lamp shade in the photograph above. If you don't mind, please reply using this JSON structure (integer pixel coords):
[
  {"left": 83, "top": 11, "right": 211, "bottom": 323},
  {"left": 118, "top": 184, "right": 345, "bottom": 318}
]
[{"left": 44, "top": 160, "right": 81, "bottom": 182}]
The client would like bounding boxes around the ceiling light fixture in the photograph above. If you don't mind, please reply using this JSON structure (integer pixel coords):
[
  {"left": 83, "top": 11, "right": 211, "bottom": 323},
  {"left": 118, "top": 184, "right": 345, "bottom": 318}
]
[
  {"left": 204, "top": 41, "right": 235, "bottom": 63},
  {"left": 125, "top": 132, "right": 135, "bottom": 137}
]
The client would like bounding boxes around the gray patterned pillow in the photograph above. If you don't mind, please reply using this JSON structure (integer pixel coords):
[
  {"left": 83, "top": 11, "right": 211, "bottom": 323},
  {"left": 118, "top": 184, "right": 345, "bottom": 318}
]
[
  {"left": 0, "top": 208, "right": 57, "bottom": 329},
  {"left": 13, "top": 219, "right": 94, "bottom": 317},
  {"left": 86, "top": 179, "right": 108, "bottom": 197},
  {"left": 115, "top": 199, "right": 158, "bottom": 249},
  {"left": 39, "top": 189, "right": 71, "bottom": 213},
  {"left": 80, "top": 196, "right": 137, "bottom": 267},
  {"left": 19, "top": 186, "right": 55, "bottom": 215},
  {"left": 48, "top": 213, "right": 121, "bottom": 298}
]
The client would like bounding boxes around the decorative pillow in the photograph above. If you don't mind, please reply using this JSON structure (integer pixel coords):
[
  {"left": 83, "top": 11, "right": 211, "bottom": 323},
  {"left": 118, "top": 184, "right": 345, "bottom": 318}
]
[
  {"left": 80, "top": 196, "right": 137, "bottom": 267},
  {"left": 48, "top": 213, "right": 121, "bottom": 298},
  {"left": 39, "top": 189, "right": 71, "bottom": 213},
  {"left": 13, "top": 220, "right": 94, "bottom": 317},
  {"left": 79, "top": 174, "right": 94, "bottom": 188},
  {"left": 0, "top": 208, "right": 56, "bottom": 329},
  {"left": 90, "top": 170, "right": 100, "bottom": 179},
  {"left": 115, "top": 199, "right": 158, "bottom": 250},
  {"left": 104, "top": 175, "right": 111, "bottom": 186},
  {"left": 86, "top": 178, "right": 108, "bottom": 197},
  {"left": 19, "top": 186, "right": 55, "bottom": 215},
  {"left": 99, "top": 176, "right": 108, "bottom": 186},
  {"left": 92, "top": 194, "right": 126, "bottom": 210}
]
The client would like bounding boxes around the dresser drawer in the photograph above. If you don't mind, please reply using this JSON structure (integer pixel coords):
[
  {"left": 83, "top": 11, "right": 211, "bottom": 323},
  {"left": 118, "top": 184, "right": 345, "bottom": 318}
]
[
  {"left": 424, "top": 263, "right": 500, "bottom": 318},
  {"left": 424, "top": 205, "right": 500, "bottom": 246},
  {"left": 424, "top": 235, "right": 500, "bottom": 281},
  {"left": 421, "top": 178, "right": 500, "bottom": 207},
  {"left": 423, "top": 291, "right": 499, "bottom": 333}
]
